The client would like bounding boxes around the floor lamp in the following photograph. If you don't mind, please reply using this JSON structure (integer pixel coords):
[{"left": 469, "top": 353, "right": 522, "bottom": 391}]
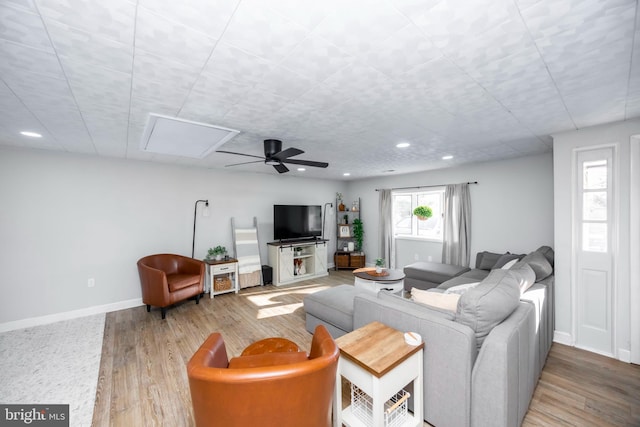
[{"left": 192, "top": 199, "right": 209, "bottom": 258}]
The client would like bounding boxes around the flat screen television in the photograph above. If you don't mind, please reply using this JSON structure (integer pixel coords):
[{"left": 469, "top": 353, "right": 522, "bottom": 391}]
[{"left": 273, "top": 204, "right": 322, "bottom": 241}]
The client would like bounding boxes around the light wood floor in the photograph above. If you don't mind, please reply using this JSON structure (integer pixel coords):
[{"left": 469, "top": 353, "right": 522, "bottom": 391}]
[{"left": 92, "top": 270, "right": 640, "bottom": 426}]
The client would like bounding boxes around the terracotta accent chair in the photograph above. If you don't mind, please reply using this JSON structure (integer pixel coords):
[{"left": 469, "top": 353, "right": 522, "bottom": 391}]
[
  {"left": 137, "top": 253, "right": 205, "bottom": 319},
  {"left": 187, "top": 325, "right": 339, "bottom": 427}
]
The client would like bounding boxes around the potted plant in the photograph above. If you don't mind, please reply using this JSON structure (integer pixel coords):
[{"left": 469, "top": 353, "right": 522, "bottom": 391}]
[
  {"left": 413, "top": 205, "right": 433, "bottom": 221},
  {"left": 352, "top": 218, "right": 363, "bottom": 252},
  {"left": 375, "top": 258, "right": 384, "bottom": 274},
  {"left": 209, "top": 245, "right": 226, "bottom": 261}
]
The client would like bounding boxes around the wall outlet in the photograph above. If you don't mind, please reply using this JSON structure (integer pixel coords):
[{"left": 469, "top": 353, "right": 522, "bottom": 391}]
[{"left": 88, "top": 278, "right": 95, "bottom": 288}]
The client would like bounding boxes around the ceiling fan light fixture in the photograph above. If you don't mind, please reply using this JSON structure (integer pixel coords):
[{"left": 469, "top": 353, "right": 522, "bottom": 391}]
[{"left": 265, "top": 159, "right": 280, "bottom": 166}]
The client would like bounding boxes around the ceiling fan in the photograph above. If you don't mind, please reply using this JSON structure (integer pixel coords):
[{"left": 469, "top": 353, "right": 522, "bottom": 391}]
[{"left": 217, "top": 139, "right": 329, "bottom": 174}]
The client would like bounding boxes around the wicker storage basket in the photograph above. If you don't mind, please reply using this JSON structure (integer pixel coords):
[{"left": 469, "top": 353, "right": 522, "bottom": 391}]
[
  {"left": 350, "top": 384, "right": 409, "bottom": 427},
  {"left": 213, "top": 276, "right": 232, "bottom": 291}
]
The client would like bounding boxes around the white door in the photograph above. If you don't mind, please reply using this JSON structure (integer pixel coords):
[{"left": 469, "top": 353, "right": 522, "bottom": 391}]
[{"left": 574, "top": 147, "right": 615, "bottom": 356}]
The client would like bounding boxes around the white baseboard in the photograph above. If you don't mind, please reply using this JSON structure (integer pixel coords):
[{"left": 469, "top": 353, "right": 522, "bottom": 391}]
[
  {"left": 618, "top": 349, "right": 631, "bottom": 363},
  {"left": 553, "top": 330, "right": 574, "bottom": 346},
  {"left": 0, "top": 298, "right": 143, "bottom": 333}
]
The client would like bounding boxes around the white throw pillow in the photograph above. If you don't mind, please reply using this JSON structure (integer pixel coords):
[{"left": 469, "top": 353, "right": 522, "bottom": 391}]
[
  {"left": 444, "top": 281, "right": 480, "bottom": 295},
  {"left": 501, "top": 258, "right": 519, "bottom": 269},
  {"left": 411, "top": 288, "right": 460, "bottom": 312}
]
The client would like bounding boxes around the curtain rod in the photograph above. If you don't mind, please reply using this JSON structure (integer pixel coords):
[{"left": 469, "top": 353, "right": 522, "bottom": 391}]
[{"left": 375, "top": 181, "right": 478, "bottom": 192}]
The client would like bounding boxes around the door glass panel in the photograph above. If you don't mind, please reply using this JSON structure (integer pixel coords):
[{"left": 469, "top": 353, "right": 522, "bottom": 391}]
[
  {"left": 584, "top": 160, "right": 607, "bottom": 189},
  {"left": 582, "top": 223, "right": 608, "bottom": 252},
  {"left": 583, "top": 192, "right": 607, "bottom": 220}
]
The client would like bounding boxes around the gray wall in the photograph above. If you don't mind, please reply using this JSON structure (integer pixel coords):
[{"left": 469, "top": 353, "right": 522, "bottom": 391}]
[
  {"left": 0, "top": 148, "right": 554, "bottom": 328},
  {"left": 346, "top": 153, "right": 555, "bottom": 268},
  {"left": 0, "top": 148, "right": 344, "bottom": 325}
]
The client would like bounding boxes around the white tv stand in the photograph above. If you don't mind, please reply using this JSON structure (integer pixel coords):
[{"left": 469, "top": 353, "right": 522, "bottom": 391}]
[{"left": 267, "top": 239, "right": 329, "bottom": 286}]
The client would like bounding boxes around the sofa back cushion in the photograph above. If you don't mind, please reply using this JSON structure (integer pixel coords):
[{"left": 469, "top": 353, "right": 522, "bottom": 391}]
[
  {"left": 455, "top": 269, "right": 520, "bottom": 348},
  {"left": 508, "top": 262, "right": 536, "bottom": 294},
  {"left": 516, "top": 251, "right": 553, "bottom": 282},
  {"left": 536, "top": 245, "right": 555, "bottom": 267}
]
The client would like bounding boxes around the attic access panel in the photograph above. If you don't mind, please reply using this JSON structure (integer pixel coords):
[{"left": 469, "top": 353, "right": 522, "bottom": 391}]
[{"left": 140, "top": 114, "right": 240, "bottom": 158}]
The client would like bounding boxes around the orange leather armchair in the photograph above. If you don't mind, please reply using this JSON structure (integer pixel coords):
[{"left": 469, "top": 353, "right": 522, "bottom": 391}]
[
  {"left": 137, "top": 253, "right": 205, "bottom": 319},
  {"left": 187, "top": 325, "right": 339, "bottom": 427}
]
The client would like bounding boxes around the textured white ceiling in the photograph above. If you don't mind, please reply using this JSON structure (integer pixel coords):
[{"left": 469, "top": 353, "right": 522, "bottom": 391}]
[{"left": 1, "top": 0, "right": 638, "bottom": 180}]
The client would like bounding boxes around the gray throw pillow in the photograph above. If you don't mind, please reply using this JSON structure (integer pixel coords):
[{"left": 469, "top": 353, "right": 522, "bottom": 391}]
[
  {"left": 518, "top": 251, "right": 553, "bottom": 281},
  {"left": 455, "top": 269, "right": 520, "bottom": 349},
  {"left": 476, "top": 251, "right": 506, "bottom": 270},
  {"left": 536, "top": 245, "right": 555, "bottom": 267},
  {"left": 492, "top": 253, "right": 522, "bottom": 269}
]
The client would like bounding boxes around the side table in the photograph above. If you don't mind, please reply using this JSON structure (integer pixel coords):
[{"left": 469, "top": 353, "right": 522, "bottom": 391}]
[
  {"left": 204, "top": 258, "right": 239, "bottom": 299},
  {"left": 334, "top": 321, "right": 424, "bottom": 427}
]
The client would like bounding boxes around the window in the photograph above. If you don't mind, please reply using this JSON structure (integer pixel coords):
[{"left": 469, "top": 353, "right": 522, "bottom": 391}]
[{"left": 392, "top": 188, "right": 444, "bottom": 240}]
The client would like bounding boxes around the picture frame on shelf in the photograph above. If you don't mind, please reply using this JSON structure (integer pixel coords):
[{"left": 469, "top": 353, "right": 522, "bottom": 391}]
[{"left": 339, "top": 225, "right": 350, "bottom": 237}]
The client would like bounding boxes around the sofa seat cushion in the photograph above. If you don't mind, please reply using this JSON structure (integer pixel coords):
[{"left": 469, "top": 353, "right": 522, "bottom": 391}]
[
  {"left": 303, "top": 285, "right": 361, "bottom": 333},
  {"left": 404, "top": 261, "right": 470, "bottom": 284},
  {"left": 455, "top": 269, "right": 520, "bottom": 348},
  {"left": 167, "top": 273, "right": 201, "bottom": 292}
]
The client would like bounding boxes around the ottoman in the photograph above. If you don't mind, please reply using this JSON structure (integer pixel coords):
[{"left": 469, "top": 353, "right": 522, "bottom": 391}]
[
  {"left": 403, "top": 261, "right": 470, "bottom": 291},
  {"left": 303, "top": 285, "right": 364, "bottom": 338}
]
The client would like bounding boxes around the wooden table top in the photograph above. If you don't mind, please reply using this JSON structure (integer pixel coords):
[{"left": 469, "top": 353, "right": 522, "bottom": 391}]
[
  {"left": 335, "top": 321, "right": 424, "bottom": 378},
  {"left": 353, "top": 268, "right": 406, "bottom": 282},
  {"left": 204, "top": 258, "right": 237, "bottom": 265}
]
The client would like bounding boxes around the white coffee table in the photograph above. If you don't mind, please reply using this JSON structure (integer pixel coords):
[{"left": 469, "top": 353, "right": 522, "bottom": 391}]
[{"left": 353, "top": 268, "right": 405, "bottom": 295}]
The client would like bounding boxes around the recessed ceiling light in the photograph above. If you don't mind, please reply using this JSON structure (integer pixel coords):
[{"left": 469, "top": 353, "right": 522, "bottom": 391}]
[
  {"left": 442, "top": 155, "right": 454, "bottom": 160},
  {"left": 20, "top": 131, "right": 42, "bottom": 138},
  {"left": 396, "top": 142, "right": 410, "bottom": 148},
  {"left": 343, "top": 172, "right": 351, "bottom": 176},
  {"left": 297, "top": 168, "right": 306, "bottom": 172}
]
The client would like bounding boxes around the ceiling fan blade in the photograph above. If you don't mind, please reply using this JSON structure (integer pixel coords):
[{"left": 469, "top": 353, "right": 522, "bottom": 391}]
[
  {"left": 281, "top": 158, "right": 329, "bottom": 168},
  {"left": 272, "top": 147, "right": 304, "bottom": 160},
  {"left": 273, "top": 163, "right": 289, "bottom": 174},
  {"left": 225, "top": 160, "right": 264, "bottom": 167},
  {"left": 216, "top": 150, "right": 265, "bottom": 160}
]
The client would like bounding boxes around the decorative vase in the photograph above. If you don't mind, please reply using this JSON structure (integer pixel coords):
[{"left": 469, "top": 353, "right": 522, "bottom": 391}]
[
  {"left": 348, "top": 242, "right": 354, "bottom": 252},
  {"left": 215, "top": 254, "right": 222, "bottom": 261},
  {"left": 338, "top": 202, "right": 345, "bottom": 211},
  {"left": 375, "top": 266, "right": 382, "bottom": 274}
]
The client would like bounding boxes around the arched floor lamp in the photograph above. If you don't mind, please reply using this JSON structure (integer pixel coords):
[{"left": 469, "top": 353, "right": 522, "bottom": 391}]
[{"left": 192, "top": 199, "right": 209, "bottom": 258}]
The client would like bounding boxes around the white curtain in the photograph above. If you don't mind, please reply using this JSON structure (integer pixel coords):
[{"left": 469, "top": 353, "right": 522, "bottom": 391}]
[
  {"left": 378, "top": 189, "right": 395, "bottom": 268},
  {"left": 442, "top": 183, "right": 471, "bottom": 267}
]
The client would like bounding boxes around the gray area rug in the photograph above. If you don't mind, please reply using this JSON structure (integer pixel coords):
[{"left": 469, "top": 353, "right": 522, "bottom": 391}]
[{"left": 0, "top": 314, "right": 105, "bottom": 427}]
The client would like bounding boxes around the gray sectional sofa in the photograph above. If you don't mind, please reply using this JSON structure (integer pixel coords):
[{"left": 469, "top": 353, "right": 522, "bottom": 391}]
[{"left": 303, "top": 246, "right": 555, "bottom": 427}]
